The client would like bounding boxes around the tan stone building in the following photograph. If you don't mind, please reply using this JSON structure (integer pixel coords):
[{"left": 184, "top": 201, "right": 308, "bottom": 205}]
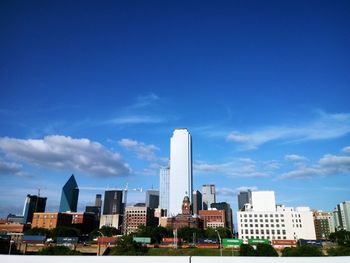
[{"left": 124, "top": 206, "right": 157, "bottom": 235}]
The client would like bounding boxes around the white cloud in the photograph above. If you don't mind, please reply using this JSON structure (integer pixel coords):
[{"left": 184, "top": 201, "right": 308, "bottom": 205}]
[
  {"left": 109, "top": 115, "right": 164, "bottom": 125},
  {"left": 284, "top": 154, "right": 307, "bottom": 162},
  {"left": 0, "top": 160, "right": 31, "bottom": 177},
  {"left": 226, "top": 111, "right": 350, "bottom": 150},
  {"left": 280, "top": 154, "right": 350, "bottom": 179},
  {"left": 342, "top": 146, "right": 350, "bottom": 153},
  {"left": 194, "top": 159, "right": 269, "bottom": 178},
  {"left": 0, "top": 135, "right": 131, "bottom": 177},
  {"left": 129, "top": 93, "right": 160, "bottom": 109},
  {"left": 217, "top": 186, "right": 258, "bottom": 196},
  {"left": 118, "top": 138, "right": 159, "bottom": 162}
]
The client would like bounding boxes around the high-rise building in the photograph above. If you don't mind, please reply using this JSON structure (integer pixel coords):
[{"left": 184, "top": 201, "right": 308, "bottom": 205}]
[
  {"left": 159, "top": 166, "right": 170, "bottom": 214},
  {"left": 237, "top": 191, "right": 316, "bottom": 241},
  {"left": 23, "top": 194, "right": 47, "bottom": 224},
  {"left": 59, "top": 174, "right": 79, "bottom": 212},
  {"left": 169, "top": 128, "right": 193, "bottom": 216},
  {"left": 334, "top": 201, "right": 350, "bottom": 231},
  {"left": 237, "top": 190, "right": 252, "bottom": 211},
  {"left": 211, "top": 202, "right": 234, "bottom": 233},
  {"left": 146, "top": 190, "right": 159, "bottom": 209},
  {"left": 202, "top": 184, "right": 216, "bottom": 210},
  {"left": 124, "top": 206, "right": 157, "bottom": 235},
  {"left": 95, "top": 194, "right": 102, "bottom": 207},
  {"left": 192, "top": 190, "right": 202, "bottom": 215},
  {"left": 103, "top": 190, "right": 123, "bottom": 215},
  {"left": 313, "top": 211, "right": 335, "bottom": 240}
]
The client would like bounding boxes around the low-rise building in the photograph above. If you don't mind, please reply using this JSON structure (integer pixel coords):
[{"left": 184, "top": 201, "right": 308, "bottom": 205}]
[
  {"left": 198, "top": 209, "right": 225, "bottom": 229},
  {"left": 31, "top": 212, "right": 72, "bottom": 229},
  {"left": 124, "top": 207, "right": 157, "bottom": 235},
  {"left": 99, "top": 214, "right": 122, "bottom": 229}
]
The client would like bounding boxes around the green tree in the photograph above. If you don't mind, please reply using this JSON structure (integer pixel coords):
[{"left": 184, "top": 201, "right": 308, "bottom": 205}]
[
  {"left": 282, "top": 245, "right": 324, "bottom": 257},
  {"left": 135, "top": 225, "right": 172, "bottom": 244},
  {"left": 329, "top": 230, "right": 350, "bottom": 246},
  {"left": 0, "top": 239, "right": 20, "bottom": 255},
  {"left": 99, "top": 226, "right": 120, "bottom": 237},
  {"left": 255, "top": 244, "right": 278, "bottom": 256},
  {"left": 204, "top": 227, "right": 231, "bottom": 240},
  {"left": 24, "top": 227, "right": 51, "bottom": 237},
  {"left": 327, "top": 246, "right": 350, "bottom": 256},
  {"left": 51, "top": 227, "right": 80, "bottom": 242},
  {"left": 110, "top": 235, "right": 148, "bottom": 255},
  {"left": 37, "top": 246, "right": 81, "bottom": 255},
  {"left": 239, "top": 244, "right": 256, "bottom": 256}
]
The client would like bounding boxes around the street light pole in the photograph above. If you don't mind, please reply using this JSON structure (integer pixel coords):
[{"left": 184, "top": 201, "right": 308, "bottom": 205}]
[
  {"left": 215, "top": 230, "right": 222, "bottom": 257},
  {"left": 97, "top": 231, "right": 104, "bottom": 256},
  {"left": 8, "top": 240, "right": 14, "bottom": 255}
]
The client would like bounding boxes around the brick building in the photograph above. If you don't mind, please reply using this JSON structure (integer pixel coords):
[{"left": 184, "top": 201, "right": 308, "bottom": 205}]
[
  {"left": 198, "top": 209, "right": 225, "bottom": 229},
  {"left": 124, "top": 206, "right": 157, "bottom": 235},
  {"left": 31, "top": 212, "right": 72, "bottom": 229}
]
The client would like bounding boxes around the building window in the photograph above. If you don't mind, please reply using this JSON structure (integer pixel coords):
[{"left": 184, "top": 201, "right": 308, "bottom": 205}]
[
  {"left": 266, "top": 224, "right": 269, "bottom": 227},
  {"left": 276, "top": 224, "right": 280, "bottom": 227}
]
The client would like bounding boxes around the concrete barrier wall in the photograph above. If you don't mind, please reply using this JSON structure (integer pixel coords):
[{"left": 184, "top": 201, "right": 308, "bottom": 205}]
[{"left": 1, "top": 255, "right": 350, "bottom": 263}]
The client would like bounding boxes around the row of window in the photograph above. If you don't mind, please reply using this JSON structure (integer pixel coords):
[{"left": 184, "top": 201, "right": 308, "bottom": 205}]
[
  {"left": 241, "top": 214, "right": 285, "bottom": 218},
  {"left": 240, "top": 236, "right": 287, "bottom": 240},
  {"left": 241, "top": 219, "right": 285, "bottom": 223},
  {"left": 241, "top": 229, "right": 286, "bottom": 235},
  {"left": 241, "top": 224, "right": 286, "bottom": 228}
]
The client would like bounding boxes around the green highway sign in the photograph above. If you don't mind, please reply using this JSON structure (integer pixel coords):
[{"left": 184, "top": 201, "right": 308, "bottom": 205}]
[
  {"left": 133, "top": 237, "right": 151, "bottom": 244},
  {"left": 248, "top": 239, "right": 270, "bottom": 245},
  {"left": 223, "top": 239, "right": 243, "bottom": 246}
]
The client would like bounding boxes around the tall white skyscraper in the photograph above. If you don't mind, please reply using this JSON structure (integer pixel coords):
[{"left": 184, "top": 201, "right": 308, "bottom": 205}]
[
  {"left": 159, "top": 167, "right": 170, "bottom": 214},
  {"left": 202, "top": 184, "right": 216, "bottom": 210},
  {"left": 169, "top": 128, "right": 193, "bottom": 216}
]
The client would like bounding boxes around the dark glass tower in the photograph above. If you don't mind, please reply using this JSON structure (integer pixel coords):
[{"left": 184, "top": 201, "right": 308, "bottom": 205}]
[
  {"left": 59, "top": 174, "right": 79, "bottom": 212},
  {"left": 103, "top": 190, "right": 123, "bottom": 215},
  {"left": 145, "top": 190, "right": 159, "bottom": 209},
  {"left": 23, "top": 194, "right": 47, "bottom": 223}
]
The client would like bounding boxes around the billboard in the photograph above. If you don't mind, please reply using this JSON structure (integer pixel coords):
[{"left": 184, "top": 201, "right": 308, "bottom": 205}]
[
  {"left": 57, "top": 237, "right": 79, "bottom": 245},
  {"left": 197, "top": 238, "right": 219, "bottom": 244},
  {"left": 299, "top": 239, "right": 323, "bottom": 246},
  {"left": 272, "top": 240, "right": 297, "bottom": 245},
  {"left": 223, "top": 239, "right": 243, "bottom": 247},
  {"left": 248, "top": 239, "right": 270, "bottom": 245},
  {"left": 133, "top": 237, "right": 151, "bottom": 244}
]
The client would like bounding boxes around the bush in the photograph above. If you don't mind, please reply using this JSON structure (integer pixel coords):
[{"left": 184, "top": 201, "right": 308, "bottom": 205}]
[
  {"left": 37, "top": 246, "right": 81, "bottom": 255},
  {"left": 255, "top": 243, "right": 278, "bottom": 256},
  {"left": 239, "top": 244, "right": 256, "bottom": 256},
  {"left": 327, "top": 246, "right": 350, "bottom": 256},
  {"left": 109, "top": 235, "right": 148, "bottom": 255},
  {"left": 282, "top": 245, "right": 324, "bottom": 257}
]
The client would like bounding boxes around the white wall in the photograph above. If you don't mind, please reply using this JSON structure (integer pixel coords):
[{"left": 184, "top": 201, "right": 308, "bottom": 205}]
[{"left": 251, "top": 191, "right": 276, "bottom": 212}]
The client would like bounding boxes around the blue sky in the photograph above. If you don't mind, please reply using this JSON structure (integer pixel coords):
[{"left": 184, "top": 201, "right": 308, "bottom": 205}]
[{"left": 1, "top": 0, "right": 349, "bottom": 219}]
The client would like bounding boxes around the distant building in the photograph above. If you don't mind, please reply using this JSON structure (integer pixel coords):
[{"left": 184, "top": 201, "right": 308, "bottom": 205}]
[
  {"left": 95, "top": 194, "right": 102, "bottom": 207},
  {"left": 31, "top": 212, "right": 73, "bottom": 229},
  {"left": 23, "top": 194, "right": 47, "bottom": 224},
  {"left": 313, "top": 211, "right": 335, "bottom": 240},
  {"left": 159, "top": 166, "right": 170, "bottom": 215},
  {"left": 169, "top": 129, "right": 193, "bottom": 216},
  {"left": 192, "top": 190, "right": 202, "bottom": 215},
  {"left": 166, "top": 196, "right": 203, "bottom": 229},
  {"left": 59, "top": 174, "right": 79, "bottom": 212},
  {"left": 237, "top": 190, "right": 252, "bottom": 211},
  {"left": 211, "top": 202, "right": 234, "bottom": 232},
  {"left": 103, "top": 190, "right": 123, "bottom": 215},
  {"left": 124, "top": 206, "right": 157, "bottom": 235},
  {"left": 237, "top": 191, "right": 316, "bottom": 241},
  {"left": 99, "top": 214, "right": 122, "bottom": 229},
  {"left": 67, "top": 212, "right": 96, "bottom": 234},
  {"left": 333, "top": 201, "right": 350, "bottom": 231},
  {"left": 0, "top": 222, "right": 30, "bottom": 233},
  {"left": 202, "top": 184, "right": 216, "bottom": 210},
  {"left": 7, "top": 214, "right": 24, "bottom": 224},
  {"left": 146, "top": 190, "right": 159, "bottom": 209},
  {"left": 198, "top": 209, "right": 225, "bottom": 229}
]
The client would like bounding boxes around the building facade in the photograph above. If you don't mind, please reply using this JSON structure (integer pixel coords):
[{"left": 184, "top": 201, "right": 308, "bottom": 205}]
[
  {"left": 313, "top": 211, "right": 335, "bottom": 240},
  {"left": 124, "top": 206, "right": 156, "bottom": 235},
  {"left": 198, "top": 209, "right": 225, "bottom": 229},
  {"left": 211, "top": 202, "right": 234, "bottom": 233},
  {"left": 169, "top": 128, "right": 193, "bottom": 216},
  {"left": 192, "top": 190, "right": 202, "bottom": 216},
  {"left": 99, "top": 214, "right": 122, "bottom": 229},
  {"left": 159, "top": 166, "right": 170, "bottom": 215},
  {"left": 59, "top": 174, "right": 79, "bottom": 212},
  {"left": 237, "top": 190, "right": 251, "bottom": 211},
  {"left": 237, "top": 191, "right": 316, "bottom": 241},
  {"left": 23, "top": 194, "right": 47, "bottom": 224},
  {"left": 103, "top": 190, "right": 124, "bottom": 215},
  {"left": 146, "top": 190, "right": 159, "bottom": 209},
  {"left": 334, "top": 201, "right": 350, "bottom": 231},
  {"left": 31, "top": 212, "right": 72, "bottom": 229},
  {"left": 202, "top": 184, "right": 216, "bottom": 210}
]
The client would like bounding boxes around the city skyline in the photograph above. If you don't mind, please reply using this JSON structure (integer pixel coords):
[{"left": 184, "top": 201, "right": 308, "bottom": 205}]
[{"left": 1, "top": 0, "right": 350, "bottom": 217}]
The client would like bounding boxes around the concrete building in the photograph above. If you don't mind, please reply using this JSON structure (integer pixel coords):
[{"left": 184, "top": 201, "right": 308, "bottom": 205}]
[
  {"left": 211, "top": 202, "right": 234, "bottom": 233},
  {"left": 124, "top": 206, "right": 157, "bottom": 235},
  {"left": 202, "top": 184, "right": 216, "bottom": 210},
  {"left": 31, "top": 212, "right": 72, "bottom": 229},
  {"left": 59, "top": 174, "right": 79, "bottom": 212},
  {"left": 192, "top": 190, "right": 202, "bottom": 216},
  {"left": 198, "top": 209, "right": 225, "bottom": 229},
  {"left": 95, "top": 194, "right": 102, "bottom": 207},
  {"left": 159, "top": 166, "right": 170, "bottom": 215},
  {"left": 313, "top": 211, "right": 335, "bottom": 240},
  {"left": 334, "top": 200, "right": 350, "bottom": 231},
  {"left": 23, "top": 194, "right": 47, "bottom": 224},
  {"left": 103, "top": 190, "right": 124, "bottom": 215},
  {"left": 146, "top": 190, "right": 159, "bottom": 209},
  {"left": 237, "top": 191, "right": 316, "bottom": 241},
  {"left": 99, "top": 214, "right": 122, "bottom": 229},
  {"left": 238, "top": 190, "right": 252, "bottom": 211},
  {"left": 169, "top": 128, "right": 193, "bottom": 216},
  {"left": 67, "top": 212, "right": 96, "bottom": 234}
]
